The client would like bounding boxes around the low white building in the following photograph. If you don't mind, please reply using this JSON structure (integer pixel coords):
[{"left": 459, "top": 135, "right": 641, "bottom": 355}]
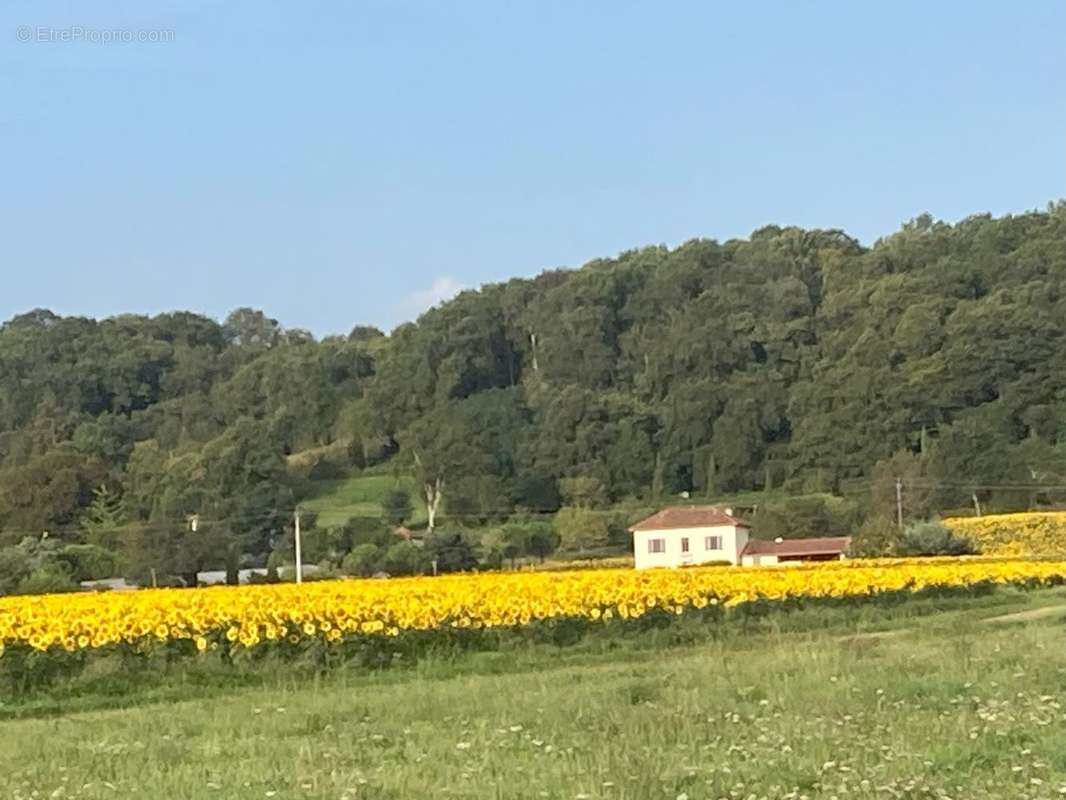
[
  {"left": 630, "top": 505, "right": 851, "bottom": 569},
  {"left": 630, "top": 505, "right": 751, "bottom": 569},
  {"left": 740, "top": 536, "right": 851, "bottom": 566}
]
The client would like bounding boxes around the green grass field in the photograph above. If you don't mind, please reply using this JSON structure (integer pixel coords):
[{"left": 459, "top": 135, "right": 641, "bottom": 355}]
[
  {"left": 1, "top": 587, "right": 1064, "bottom": 799},
  {"left": 299, "top": 474, "right": 428, "bottom": 529}
]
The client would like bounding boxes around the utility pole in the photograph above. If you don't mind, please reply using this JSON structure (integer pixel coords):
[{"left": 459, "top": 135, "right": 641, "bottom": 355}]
[
  {"left": 294, "top": 508, "right": 303, "bottom": 584},
  {"left": 895, "top": 477, "right": 903, "bottom": 529}
]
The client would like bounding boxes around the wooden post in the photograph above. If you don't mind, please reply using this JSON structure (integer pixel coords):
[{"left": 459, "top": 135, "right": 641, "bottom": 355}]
[{"left": 294, "top": 508, "right": 303, "bottom": 584}]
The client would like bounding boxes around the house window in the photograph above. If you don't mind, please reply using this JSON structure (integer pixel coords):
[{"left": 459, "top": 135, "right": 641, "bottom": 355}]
[
  {"left": 704, "top": 535, "right": 723, "bottom": 550},
  {"left": 648, "top": 538, "right": 666, "bottom": 554},
  {"left": 681, "top": 537, "right": 690, "bottom": 553}
]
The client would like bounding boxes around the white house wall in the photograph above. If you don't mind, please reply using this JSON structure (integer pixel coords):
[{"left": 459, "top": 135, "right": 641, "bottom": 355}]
[
  {"left": 633, "top": 524, "right": 749, "bottom": 569},
  {"left": 741, "top": 553, "right": 778, "bottom": 567}
]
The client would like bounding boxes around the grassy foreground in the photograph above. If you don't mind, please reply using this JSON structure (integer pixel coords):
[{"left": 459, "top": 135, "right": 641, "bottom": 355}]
[{"left": 1, "top": 588, "right": 1064, "bottom": 799}]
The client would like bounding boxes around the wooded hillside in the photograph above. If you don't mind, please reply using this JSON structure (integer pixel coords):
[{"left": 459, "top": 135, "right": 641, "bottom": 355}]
[{"left": 2, "top": 204, "right": 1064, "bottom": 582}]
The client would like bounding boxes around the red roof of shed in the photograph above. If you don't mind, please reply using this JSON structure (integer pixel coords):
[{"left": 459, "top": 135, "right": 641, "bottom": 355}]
[
  {"left": 741, "top": 536, "right": 851, "bottom": 557},
  {"left": 630, "top": 505, "right": 749, "bottom": 531}
]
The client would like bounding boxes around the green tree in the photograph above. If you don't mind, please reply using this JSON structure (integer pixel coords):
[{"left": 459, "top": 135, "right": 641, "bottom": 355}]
[
  {"left": 557, "top": 477, "right": 608, "bottom": 509},
  {"left": 424, "top": 528, "right": 479, "bottom": 573},
  {"left": 80, "top": 484, "right": 127, "bottom": 551},
  {"left": 381, "top": 487, "right": 413, "bottom": 526},
  {"left": 525, "top": 522, "right": 560, "bottom": 563},
  {"left": 499, "top": 523, "right": 529, "bottom": 567},
  {"left": 555, "top": 507, "right": 609, "bottom": 553}
]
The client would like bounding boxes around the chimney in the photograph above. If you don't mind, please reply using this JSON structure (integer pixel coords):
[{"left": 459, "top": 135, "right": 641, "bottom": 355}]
[
  {"left": 724, "top": 507, "right": 733, "bottom": 516},
  {"left": 774, "top": 537, "right": 783, "bottom": 543}
]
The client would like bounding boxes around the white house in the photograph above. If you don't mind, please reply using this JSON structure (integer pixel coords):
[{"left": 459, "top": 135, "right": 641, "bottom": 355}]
[
  {"left": 630, "top": 505, "right": 751, "bottom": 569},
  {"left": 630, "top": 505, "right": 851, "bottom": 569}
]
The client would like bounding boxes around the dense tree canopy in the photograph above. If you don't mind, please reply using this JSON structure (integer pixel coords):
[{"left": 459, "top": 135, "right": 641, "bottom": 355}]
[{"left": 1, "top": 204, "right": 1064, "bottom": 581}]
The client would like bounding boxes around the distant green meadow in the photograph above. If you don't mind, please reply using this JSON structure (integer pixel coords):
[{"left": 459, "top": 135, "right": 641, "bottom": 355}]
[{"left": 299, "top": 474, "right": 428, "bottom": 528}]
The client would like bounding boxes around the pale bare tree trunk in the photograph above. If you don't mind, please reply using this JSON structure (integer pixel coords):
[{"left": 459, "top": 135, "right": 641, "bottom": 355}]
[
  {"left": 425, "top": 476, "right": 443, "bottom": 533},
  {"left": 529, "top": 332, "right": 539, "bottom": 374},
  {"left": 652, "top": 451, "right": 664, "bottom": 499},
  {"left": 414, "top": 450, "right": 444, "bottom": 533}
]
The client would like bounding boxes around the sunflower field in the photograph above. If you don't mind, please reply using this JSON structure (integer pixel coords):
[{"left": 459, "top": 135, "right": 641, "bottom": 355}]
[
  {"left": 1, "top": 557, "right": 1063, "bottom": 669},
  {"left": 944, "top": 512, "right": 1066, "bottom": 556}
]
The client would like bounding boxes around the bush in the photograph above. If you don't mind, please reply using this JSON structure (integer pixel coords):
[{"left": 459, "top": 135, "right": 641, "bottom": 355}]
[
  {"left": 16, "top": 565, "right": 78, "bottom": 595},
  {"left": 342, "top": 543, "right": 382, "bottom": 577},
  {"left": 680, "top": 559, "right": 732, "bottom": 568},
  {"left": 848, "top": 517, "right": 900, "bottom": 558},
  {"left": 382, "top": 541, "right": 424, "bottom": 576},
  {"left": 58, "top": 544, "right": 119, "bottom": 581},
  {"left": 0, "top": 538, "right": 90, "bottom": 595},
  {"left": 0, "top": 547, "right": 29, "bottom": 595},
  {"left": 897, "top": 521, "right": 975, "bottom": 556}
]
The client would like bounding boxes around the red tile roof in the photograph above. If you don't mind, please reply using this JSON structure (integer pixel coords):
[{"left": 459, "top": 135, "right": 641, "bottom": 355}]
[
  {"left": 741, "top": 536, "right": 851, "bottom": 557},
  {"left": 630, "top": 505, "right": 749, "bottom": 531}
]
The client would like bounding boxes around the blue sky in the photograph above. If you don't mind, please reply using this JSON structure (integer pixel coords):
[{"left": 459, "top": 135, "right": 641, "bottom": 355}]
[{"left": 2, "top": 1, "right": 1063, "bottom": 335}]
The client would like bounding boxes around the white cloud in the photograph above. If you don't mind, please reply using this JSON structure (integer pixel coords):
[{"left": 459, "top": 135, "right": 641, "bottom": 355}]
[{"left": 403, "top": 275, "right": 463, "bottom": 317}]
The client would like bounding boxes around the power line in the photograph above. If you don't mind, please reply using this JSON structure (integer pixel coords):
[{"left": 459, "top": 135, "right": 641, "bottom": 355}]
[
  {"left": 7, "top": 477, "right": 1066, "bottom": 540},
  {"left": 904, "top": 482, "right": 1066, "bottom": 490}
]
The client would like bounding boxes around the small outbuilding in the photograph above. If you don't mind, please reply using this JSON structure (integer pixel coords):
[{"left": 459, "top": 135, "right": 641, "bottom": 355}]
[{"left": 739, "top": 536, "right": 851, "bottom": 566}]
